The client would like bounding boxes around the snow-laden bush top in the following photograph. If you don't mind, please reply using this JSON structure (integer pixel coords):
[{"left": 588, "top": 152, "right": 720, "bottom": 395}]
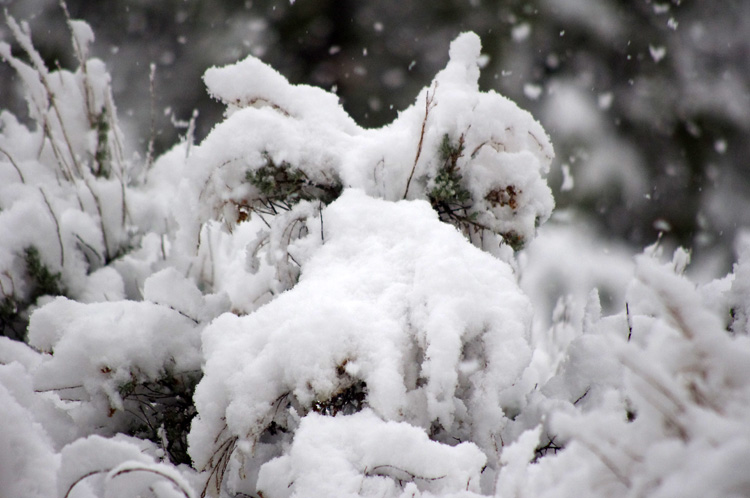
[{"left": 176, "top": 32, "right": 554, "bottom": 269}]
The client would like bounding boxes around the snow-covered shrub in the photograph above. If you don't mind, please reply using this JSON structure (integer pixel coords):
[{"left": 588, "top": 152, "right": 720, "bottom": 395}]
[
  {"left": 0, "top": 8, "right": 215, "bottom": 477},
  {"left": 4, "top": 7, "right": 750, "bottom": 498},
  {"left": 256, "top": 410, "right": 488, "bottom": 497},
  {"left": 177, "top": 31, "right": 555, "bottom": 496},
  {"left": 508, "top": 246, "right": 750, "bottom": 498},
  {"left": 0, "top": 12, "right": 134, "bottom": 339},
  {"left": 174, "top": 31, "right": 554, "bottom": 303}
]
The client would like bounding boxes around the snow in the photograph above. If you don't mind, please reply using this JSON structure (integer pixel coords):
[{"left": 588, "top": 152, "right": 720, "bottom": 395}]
[
  {"left": 512, "top": 23, "right": 531, "bottom": 42},
  {"left": 3, "top": 12, "right": 750, "bottom": 498},
  {"left": 649, "top": 45, "right": 667, "bottom": 63},
  {"left": 27, "top": 296, "right": 203, "bottom": 434},
  {"left": 0, "top": 367, "right": 59, "bottom": 498},
  {"left": 178, "top": 32, "right": 553, "bottom": 275},
  {"left": 59, "top": 435, "right": 194, "bottom": 498},
  {"left": 523, "top": 83, "right": 543, "bottom": 100},
  {"left": 257, "top": 410, "right": 487, "bottom": 498},
  {"left": 189, "top": 190, "right": 534, "bottom": 489},
  {"left": 510, "top": 248, "right": 750, "bottom": 497}
]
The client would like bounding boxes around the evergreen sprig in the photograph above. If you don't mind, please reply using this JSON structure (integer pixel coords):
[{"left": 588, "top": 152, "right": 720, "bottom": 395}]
[
  {"left": 23, "top": 246, "right": 65, "bottom": 302},
  {"left": 244, "top": 153, "right": 342, "bottom": 214}
]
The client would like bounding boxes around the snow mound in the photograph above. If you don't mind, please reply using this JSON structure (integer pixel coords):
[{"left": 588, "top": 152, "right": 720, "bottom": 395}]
[
  {"left": 257, "top": 410, "right": 486, "bottom": 498},
  {"left": 27, "top": 296, "right": 203, "bottom": 430},
  {"left": 189, "top": 190, "right": 533, "bottom": 493},
  {"left": 0, "top": 376, "right": 59, "bottom": 498}
]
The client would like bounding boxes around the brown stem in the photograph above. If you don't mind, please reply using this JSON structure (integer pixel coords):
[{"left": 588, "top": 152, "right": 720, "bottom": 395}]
[{"left": 403, "top": 83, "right": 437, "bottom": 199}]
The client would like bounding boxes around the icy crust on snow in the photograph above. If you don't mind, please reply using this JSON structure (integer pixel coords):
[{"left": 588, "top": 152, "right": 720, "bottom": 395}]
[
  {"left": 256, "top": 410, "right": 487, "bottom": 498},
  {"left": 177, "top": 31, "right": 553, "bottom": 269},
  {"left": 189, "top": 190, "right": 533, "bottom": 487}
]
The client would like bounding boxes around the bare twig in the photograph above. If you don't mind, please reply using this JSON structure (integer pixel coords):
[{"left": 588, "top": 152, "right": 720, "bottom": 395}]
[
  {"left": 201, "top": 436, "right": 238, "bottom": 498},
  {"left": 39, "top": 187, "right": 65, "bottom": 267},
  {"left": 110, "top": 466, "right": 192, "bottom": 498},
  {"left": 59, "top": 0, "right": 94, "bottom": 122},
  {"left": 64, "top": 469, "right": 109, "bottom": 498},
  {"left": 185, "top": 109, "right": 199, "bottom": 159},
  {"left": 34, "top": 384, "right": 84, "bottom": 393},
  {"left": 79, "top": 176, "right": 112, "bottom": 261},
  {"left": 625, "top": 302, "right": 633, "bottom": 341},
  {"left": 403, "top": 83, "right": 437, "bottom": 199},
  {"left": 367, "top": 464, "right": 446, "bottom": 484},
  {"left": 574, "top": 387, "right": 590, "bottom": 406},
  {"left": 577, "top": 438, "right": 631, "bottom": 489},
  {"left": 319, "top": 201, "right": 324, "bottom": 242},
  {"left": 0, "top": 145, "right": 26, "bottom": 183},
  {"left": 619, "top": 355, "right": 690, "bottom": 441},
  {"left": 470, "top": 139, "right": 505, "bottom": 158}
]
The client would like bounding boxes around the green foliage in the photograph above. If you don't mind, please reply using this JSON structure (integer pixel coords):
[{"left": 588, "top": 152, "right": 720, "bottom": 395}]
[
  {"left": 501, "top": 230, "right": 524, "bottom": 252},
  {"left": 311, "top": 380, "right": 368, "bottom": 417},
  {"left": 119, "top": 370, "right": 201, "bottom": 466},
  {"left": 244, "top": 153, "right": 342, "bottom": 214},
  {"left": 0, "top": 296, "right": 17, "bottom": 323},
  {"left": 428, "top": 135, "right": 529, "bottom": 251},
  {"left": 428, "top": 134, "right": 486, "bottom": 241},
  {"left": 430, "top": 134, "right": 471, "bottom": 207},
  {"left": 23, "top": 246, "right": 65, "bottom": 302},
  {"left": 0, "top": 295, "right": 24, "bottom": 340},
  {"left": 0, "top": 247, "right": 65, "bottom": 339}
]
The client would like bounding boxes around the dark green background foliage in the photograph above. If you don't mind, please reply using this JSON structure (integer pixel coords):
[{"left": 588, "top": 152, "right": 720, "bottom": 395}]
[{"left": 0, "top": 247, "right": 66, "bottom": 340}]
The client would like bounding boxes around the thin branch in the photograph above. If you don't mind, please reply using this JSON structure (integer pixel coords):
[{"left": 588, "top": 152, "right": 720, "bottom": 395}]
[
  {"left": 79, "top": 176, "right": 112, "bottom": 262},
  {"left": 39, "top": 187, "right": 65, "bottom": 267},
  {"left": 34, "top": 384, "right": 84, "bottom": 393},
  {"left": 109, "top": 466, "right": 192, "bottom": 498},
  {"left": 0, "top": 145, "right": 26, "bottom": 183},
  {"left": 574, "top": 387, "right": 590, "bottom": 406},
  {"left": 403, "top": 83, "right": 437, "bottom": 199},
  {"left": 577, "top": 439, "right": 631, "bottom": 489},
  {"left": 367, "top": 464, "right": 446, "bottom": 483},
  {"left": 201, "top": 436, "right": 237, "bottom": 498},
  {"left": 470, "top": 139, "right": 505, "bottom": 158},
  {"left": 619, "top": 355, "right": 686, "bottom": 415},
  {"left": 319, "top": 201, "right": 324, "bottom": 242},
  {"left": 64, "top": 469, "right": 109, "bottom": 498},
  {"left": 59, "top": 0, "right": 95, "bottom": 125},
  {"left": 40, "top": 115, "right": 75, "bottom": 181},
  {"left": 625, "top": 302, "right": 633, "bottom": 341},
  {"left": 75, "top": 233, "right": 103, "bottom": 267}
]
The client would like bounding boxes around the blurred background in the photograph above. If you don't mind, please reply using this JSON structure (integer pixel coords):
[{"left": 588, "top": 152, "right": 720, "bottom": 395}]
[{"left": 2, "top": 0, "right": 749, "bottom": 274}]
